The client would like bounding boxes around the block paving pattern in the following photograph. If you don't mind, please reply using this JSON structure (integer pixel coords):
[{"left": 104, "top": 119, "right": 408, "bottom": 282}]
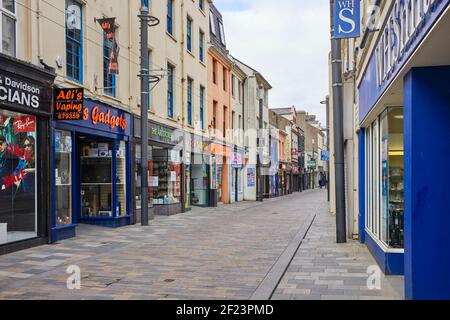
[{"left": 0, "top": 190, "right": 404, "bottom": 300}]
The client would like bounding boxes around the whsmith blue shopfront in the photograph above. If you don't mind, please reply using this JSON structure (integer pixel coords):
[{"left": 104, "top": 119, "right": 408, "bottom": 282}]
[
  {"left": 50, "top": 96, "right": 132, "bottom": 242},
  {"left": 358, "top": 0, "right": 450, "bottom": 299}
]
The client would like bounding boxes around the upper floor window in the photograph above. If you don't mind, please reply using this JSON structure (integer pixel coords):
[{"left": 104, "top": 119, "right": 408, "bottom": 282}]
[
  {"left": 187, "top": 77, "right": 193, "bottom": 126},
  {"left": 167, "top": 63, "right": 174, "bottom": 118},
  {"left": 103, "top": 31, "right": 116, "bottom": 97},
  {"left": 142, "top": 0, "right": 149, "bottom": 7},
  {"left": 1, "top": 0, "right": 16, "bottom": 57},
  {"left": 209, "top": 11, "right": 216, "bottom": 35},
  {"left": 218, "top": 22, "right": 226, "bottom": 46},
  {"left": 200, "top": 86, "right": 205, "bottom": 130},
  {"left": 199, "top": 29, "right": 205, "bottom": 63},
  {"left": 167, "top": 0, "right": 173, "bottom": 35},
  {"left": 231, "top": 75, "right": 235, "bottom": 98},
  {"left": 187, "top": 16, "right": 193, "bottom": 52},
  {"left": 66, "top": 0, "right": 83, "bottom": 82},
  {"left": 222, "top": 67, "right": 227, "bottom": 91},
  {"left": 212, "top": 59, "right": 217, "bottom": 84},
  {"left": 199, "top": 0, "right": 204, "bottom": 11}
]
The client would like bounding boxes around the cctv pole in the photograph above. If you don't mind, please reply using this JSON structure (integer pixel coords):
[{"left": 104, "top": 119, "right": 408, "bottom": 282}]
[
  {"left": 330, "top": 0, "right": 347, "bottom": 243},
  {"left": 139, "top": 5, "right": 150, "bottom": 225}
]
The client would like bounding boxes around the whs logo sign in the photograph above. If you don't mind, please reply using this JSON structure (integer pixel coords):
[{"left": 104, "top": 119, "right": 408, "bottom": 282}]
[{"left": 334, "top": 0, "right": 361, "bottom": 39}]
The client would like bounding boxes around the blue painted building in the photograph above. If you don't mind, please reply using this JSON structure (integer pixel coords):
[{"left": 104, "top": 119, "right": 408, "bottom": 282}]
[
  {"left": 357, "top": 0, "right": 450, "bottom": 299},
  {"left": 51, "top": 97, "right": 133, "bottom": 242}
]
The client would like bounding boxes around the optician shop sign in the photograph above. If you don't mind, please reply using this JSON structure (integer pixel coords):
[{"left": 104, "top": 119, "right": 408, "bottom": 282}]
[
  {"left": 359, "top": 0, "right": 450, "bottom": 122},
  {"left": 333, "top": 0, "right": 361, "bottom": 39},
  {"left": 0, "top": 72, "right": 52, "bottom": 112}
]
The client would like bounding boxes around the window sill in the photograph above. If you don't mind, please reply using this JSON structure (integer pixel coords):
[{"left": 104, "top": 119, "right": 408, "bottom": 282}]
[
  {"left": 166, "top": 116, "right": 179, "bottom": 124},
  {"left": 166, "top": 32, "right": 177, "bottom": 43},
  {"left": 187, "top": 50, "right": 195, "bottom": 59},
  {"left": 199, "top": 60, "right": 207, "bottom": 68}
]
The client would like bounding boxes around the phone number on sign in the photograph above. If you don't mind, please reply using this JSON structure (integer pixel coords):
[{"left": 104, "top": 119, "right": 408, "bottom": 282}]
[{"left": 55, "top": 113, "right": 82, "bottom": 120}]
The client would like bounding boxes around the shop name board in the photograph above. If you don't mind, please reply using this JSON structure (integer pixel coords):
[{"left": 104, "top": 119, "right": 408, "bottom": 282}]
[
  {"left": 59, "top": 100, "right": 131, "bottom": 136},
  {"left": 375, "top": 0, "right": 443, "bottom": 88},
  {"left": 54, "top": 88, "right": 84, "bottom": 120},
  {"left": 0, "top": 74, "right": 46, "bottom": 110},
  {"left": 359, "top": 0, "right": 449, "bottom": 122},
  {"left": 151, "top": 127, "right": 172, "bottom": 140},
  {"left": 334, "top": 0, "right": 361, "bottom": 39}
]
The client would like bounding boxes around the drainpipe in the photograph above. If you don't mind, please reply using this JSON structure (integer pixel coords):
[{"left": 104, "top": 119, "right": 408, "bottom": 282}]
[{"left": 36, "top": 0, "right": 43, "bottom": 63}]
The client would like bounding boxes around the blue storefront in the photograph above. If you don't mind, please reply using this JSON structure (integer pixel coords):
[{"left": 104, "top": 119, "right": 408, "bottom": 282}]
[
  {"left": 358, "top": 0, "right": 450, "bottom": 299},
  {"left": 50, "top": 97, "right": 132, "bottom": 242}
]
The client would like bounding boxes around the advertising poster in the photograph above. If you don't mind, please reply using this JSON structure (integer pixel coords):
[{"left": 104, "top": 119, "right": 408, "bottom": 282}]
[{"left": 247, "top": 168, "right": 256, "bottom": 187}]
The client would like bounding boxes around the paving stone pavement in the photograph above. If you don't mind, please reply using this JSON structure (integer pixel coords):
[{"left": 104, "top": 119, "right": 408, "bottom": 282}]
[
  {"left": 0, "top": 189, "right": 404, "bottom": 300},
  {"left": 271, "top": 198, "right": 404, "bottom": 300},
  {"left": 0, "top": 190, "right": 321, "bottom": 300}
]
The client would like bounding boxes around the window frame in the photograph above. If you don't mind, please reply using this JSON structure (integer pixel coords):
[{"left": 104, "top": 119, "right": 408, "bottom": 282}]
[
  {"left": 199, "top": 29, "right": 205, "bottom": 63},
  {"left": 167, "top": 63, "right": 175, "bottom": 118},
  {"left": 186, "top": 16, "right": 193, "bottom": 52},
  {"left": 187, "top": 77, "right": 193, "bottom": 126},
  {"left": 167, "top": 0, "right": 174, "bottom": 35},
  {"left": 200, "top": 85, "right": 205, "bottom": 130},
  {"left": 209, "top": 11, "right": 216, "bottom": 35},
  {"left": 65, "top": 0, "right": 83, "bottom": 83},
  {"left": 0, "top": 0, "right": 17, "bottom": 57},
  {"left": 103, "top": 30, "right": 116, "bottom": 97}
]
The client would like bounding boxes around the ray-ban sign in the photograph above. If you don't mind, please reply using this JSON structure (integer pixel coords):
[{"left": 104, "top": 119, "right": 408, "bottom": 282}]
[{"left": 334, "top": 0, "right": 361, "bottom": 39}]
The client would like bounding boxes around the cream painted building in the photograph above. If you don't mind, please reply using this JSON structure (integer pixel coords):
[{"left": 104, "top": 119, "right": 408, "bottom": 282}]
[{"left": 233, "top": 58, "right": 271, "bottom": 201}]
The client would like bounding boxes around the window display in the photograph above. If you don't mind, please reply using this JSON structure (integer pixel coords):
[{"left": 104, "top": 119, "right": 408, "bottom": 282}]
[
  {"left": 134, "top": 143, "right": 152, "bottom": 210},
  {"left": 0, "top": 110, "right": 37, "bottom": 244},
  {"left": 151, "top": 148, "right": 181, "bottom": 205},
  {"left": 55, "top": 130, "right": 72, "bottom": 226},
  {"left": 80, "top": 140, "right": 113, "bottom": 217},
  {"left": 366, "top": 107, "right": 404, "bottom": 249}
]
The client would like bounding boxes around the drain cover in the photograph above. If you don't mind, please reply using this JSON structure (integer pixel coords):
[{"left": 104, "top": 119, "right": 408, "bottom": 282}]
[{"left": 164, "top": 279, "right": 175, "bottom": 283}]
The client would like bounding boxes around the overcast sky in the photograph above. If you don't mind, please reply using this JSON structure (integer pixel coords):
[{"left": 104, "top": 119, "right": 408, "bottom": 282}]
[{"left": 213, "top": 0, "right": 330, "bottom": 125}]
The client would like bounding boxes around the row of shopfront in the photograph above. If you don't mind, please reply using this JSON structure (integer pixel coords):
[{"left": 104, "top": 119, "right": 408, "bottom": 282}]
[{"left": 0, "top": 53, "right": 246, "bottom": 254}]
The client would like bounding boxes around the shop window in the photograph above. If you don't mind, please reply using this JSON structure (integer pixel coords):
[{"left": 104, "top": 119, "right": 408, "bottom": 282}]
[
  {"left": 382, "top": 108, "right": 404, "bottom": 248},
  {"left": 1, "top": 0, "right": 16, "bottom": 57},
  {"left": 55, "top": 130, "right": 72, "bottom": 226},
  {"left": 80, "top": 139, "right": 126, "bottom": 217},
  {"left": 66, "top": 0, "right": 83, "bottom": 83},
  {"left": 365, "top": 107, "right": 404, "bottom": 249},
  {"left": 151, "top": 148, "right": 181, "bottom": 205},
  {"left": 135, "top": 143, "right": 152, "bottom": 210},
  {"left": 0, "top": 110, "right": 37, "bottom": 245},
  {"left": 103, "top": 31, "right": 116, "bottom": 97}
]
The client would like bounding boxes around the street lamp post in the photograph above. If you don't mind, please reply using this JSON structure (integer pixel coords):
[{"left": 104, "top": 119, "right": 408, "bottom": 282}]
[
  {"left": 321, "top": 96, "right": 330, "bottom": 202},
  {"left": 257, "top": 84, "right": 264, "bottom": 202}
]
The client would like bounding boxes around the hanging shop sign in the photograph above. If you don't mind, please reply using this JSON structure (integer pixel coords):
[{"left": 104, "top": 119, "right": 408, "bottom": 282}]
[
  {"left": 359, "top": 0, "right": 450, "bottom": 122},
  {"left": 96, "top": 17, "right": 120, "bottom": 74},
  {"left": 54, "top": 88, "right": 84, "bottom": 121},
  {"left": 321, "top": 150, "right": 330, "bottom": 161},
  {"left": 333, "top": 0, "right": 361, "bottom": 39},
  {"left": 0, "top": 71, "right": 52, "bottom": 112},
  {"left": 307, "top": 160, "right": 317, "bottom": 168},
  {"left": 58, "top": 99, "right": 131, "bottom": 136}
]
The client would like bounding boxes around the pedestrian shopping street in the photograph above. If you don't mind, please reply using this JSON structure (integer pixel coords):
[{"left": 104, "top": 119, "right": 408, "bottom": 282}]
[{"left": 0, "top": 190, "right": 402, "bottom": 300}]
